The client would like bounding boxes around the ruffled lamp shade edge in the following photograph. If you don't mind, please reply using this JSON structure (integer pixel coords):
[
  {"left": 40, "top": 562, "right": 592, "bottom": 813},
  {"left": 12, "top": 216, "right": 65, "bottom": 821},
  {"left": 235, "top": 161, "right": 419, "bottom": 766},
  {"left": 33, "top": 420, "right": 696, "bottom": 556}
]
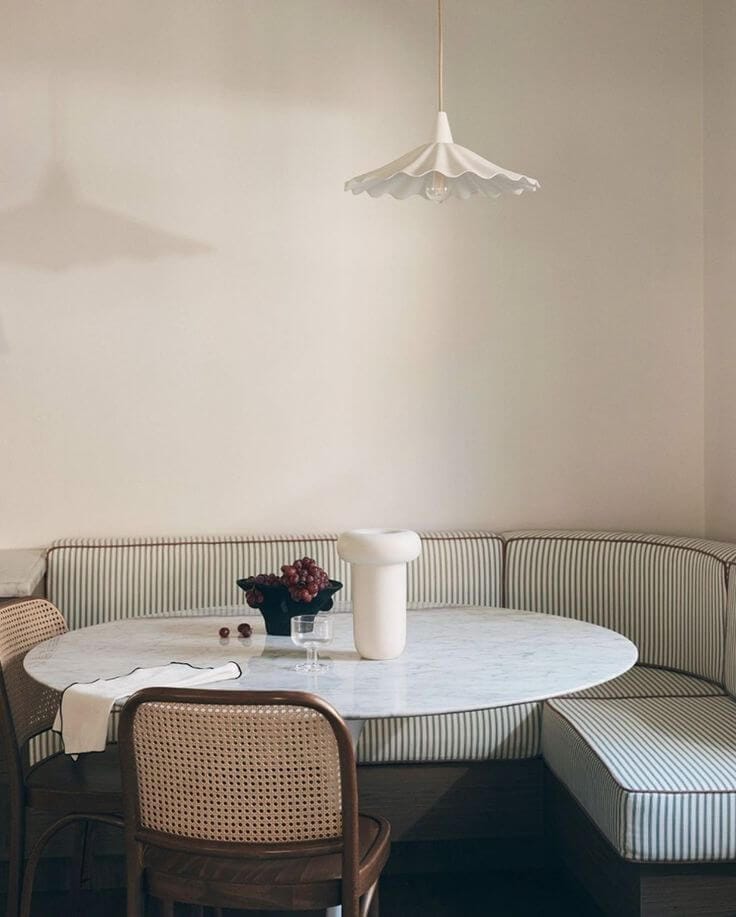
[{"left": 345, "top": 112, "right": 540, "bottom": 201}]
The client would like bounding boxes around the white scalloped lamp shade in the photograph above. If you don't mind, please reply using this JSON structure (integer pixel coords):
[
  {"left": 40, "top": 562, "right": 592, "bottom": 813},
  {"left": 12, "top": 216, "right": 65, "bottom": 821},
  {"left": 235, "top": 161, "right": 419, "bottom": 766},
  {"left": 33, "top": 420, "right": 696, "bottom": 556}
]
[{"left": 345, "top": 112, "right": 540, "bottom": 202}]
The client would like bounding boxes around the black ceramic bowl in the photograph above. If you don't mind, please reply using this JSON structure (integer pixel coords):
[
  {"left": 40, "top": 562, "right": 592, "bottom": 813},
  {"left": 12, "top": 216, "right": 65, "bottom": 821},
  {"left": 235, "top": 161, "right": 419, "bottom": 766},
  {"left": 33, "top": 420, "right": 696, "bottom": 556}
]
[{"left": 236, "top": 578, "right": 343, "bottom": 636}]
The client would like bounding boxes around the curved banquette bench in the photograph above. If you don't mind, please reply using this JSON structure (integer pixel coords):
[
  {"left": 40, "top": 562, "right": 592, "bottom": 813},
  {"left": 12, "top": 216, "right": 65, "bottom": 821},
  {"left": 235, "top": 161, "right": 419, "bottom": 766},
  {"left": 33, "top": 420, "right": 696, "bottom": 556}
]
[{"left": 41, "top": 529, "right": 736, "bottom": 915}]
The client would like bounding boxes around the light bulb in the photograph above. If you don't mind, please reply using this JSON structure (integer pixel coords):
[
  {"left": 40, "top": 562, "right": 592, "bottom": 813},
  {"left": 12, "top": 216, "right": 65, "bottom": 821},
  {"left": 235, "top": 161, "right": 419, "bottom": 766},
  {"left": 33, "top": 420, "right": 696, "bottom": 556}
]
[{"left": 424, "top": 172, "right": 450, "bottom": 203}]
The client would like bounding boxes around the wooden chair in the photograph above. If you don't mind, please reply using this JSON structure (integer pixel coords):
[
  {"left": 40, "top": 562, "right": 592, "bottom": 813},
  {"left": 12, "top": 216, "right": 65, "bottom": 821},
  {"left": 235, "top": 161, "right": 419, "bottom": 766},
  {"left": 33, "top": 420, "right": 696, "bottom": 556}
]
[
  {"left": 118, "top": 687, "right": 391, "bottom": 917},
  {"left": 0, "top": 599, "right": 123, "bottom": 917}
]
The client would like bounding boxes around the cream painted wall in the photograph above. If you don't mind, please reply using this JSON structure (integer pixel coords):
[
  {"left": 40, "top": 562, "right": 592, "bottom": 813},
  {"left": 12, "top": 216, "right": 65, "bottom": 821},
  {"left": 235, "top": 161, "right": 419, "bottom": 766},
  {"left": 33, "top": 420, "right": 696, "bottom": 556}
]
[
  {"left": 0, "top": 0, "right": 705, "bottom": 548},
  {"left": 704, "top": 0, "right": 736, "bottom": 542}
]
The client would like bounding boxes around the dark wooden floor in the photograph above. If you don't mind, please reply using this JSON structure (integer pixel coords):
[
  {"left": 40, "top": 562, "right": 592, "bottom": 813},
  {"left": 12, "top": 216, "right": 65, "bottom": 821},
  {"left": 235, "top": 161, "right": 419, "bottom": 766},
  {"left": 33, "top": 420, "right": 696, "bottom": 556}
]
[{"left": 20, "top": 870, "right": 603, "bottom": 917}]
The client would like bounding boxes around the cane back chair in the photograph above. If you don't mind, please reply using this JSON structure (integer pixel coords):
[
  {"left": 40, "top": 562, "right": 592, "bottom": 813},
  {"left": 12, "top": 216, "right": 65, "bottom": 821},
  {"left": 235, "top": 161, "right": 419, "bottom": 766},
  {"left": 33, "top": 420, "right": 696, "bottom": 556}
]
[
  {"left": 0, "top": 600, "right": 122, "bottom": 917},
  {"left": 119, "top": 687, "right": 391, "bottom": 917}
]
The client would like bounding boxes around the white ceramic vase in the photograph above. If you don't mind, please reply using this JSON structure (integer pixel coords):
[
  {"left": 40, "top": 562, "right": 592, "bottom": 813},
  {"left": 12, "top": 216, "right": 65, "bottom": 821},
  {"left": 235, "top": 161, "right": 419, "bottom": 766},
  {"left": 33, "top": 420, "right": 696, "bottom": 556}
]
[{"left": 336, "top": 529, "right": 422, "bottom": 660}]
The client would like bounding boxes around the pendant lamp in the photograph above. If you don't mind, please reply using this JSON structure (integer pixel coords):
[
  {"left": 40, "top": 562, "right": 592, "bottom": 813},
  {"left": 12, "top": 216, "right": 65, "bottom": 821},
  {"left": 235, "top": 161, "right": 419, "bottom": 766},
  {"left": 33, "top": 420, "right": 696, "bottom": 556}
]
[{"left": 345, "top": 0, "right": 540, "bottom": 203}]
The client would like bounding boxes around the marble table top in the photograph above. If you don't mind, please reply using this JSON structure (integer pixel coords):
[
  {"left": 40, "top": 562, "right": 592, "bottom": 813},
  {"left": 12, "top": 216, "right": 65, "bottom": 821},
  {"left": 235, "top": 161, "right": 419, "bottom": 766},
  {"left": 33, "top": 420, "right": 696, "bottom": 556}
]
[{"left": 25, "top": 606, "right": 637, "bottom": 720}]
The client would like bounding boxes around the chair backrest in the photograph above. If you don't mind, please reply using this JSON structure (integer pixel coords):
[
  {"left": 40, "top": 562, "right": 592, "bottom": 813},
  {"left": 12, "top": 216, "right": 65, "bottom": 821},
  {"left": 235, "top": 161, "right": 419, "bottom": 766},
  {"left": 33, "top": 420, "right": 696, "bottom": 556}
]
[
  {"left": 0, "top": 600, "right": 67, "bottom": 753},
  {"left": 119, "top": 689, "right": 358, "bottom": 860}
]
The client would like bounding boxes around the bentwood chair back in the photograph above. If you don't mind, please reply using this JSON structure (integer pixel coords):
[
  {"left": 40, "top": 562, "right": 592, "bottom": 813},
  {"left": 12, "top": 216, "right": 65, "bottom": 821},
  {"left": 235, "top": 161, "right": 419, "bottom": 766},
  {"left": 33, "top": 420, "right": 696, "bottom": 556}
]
[
  {"left": 119, "top": 688, "right": 390, "bottom": 917},
  {"left": 0, "top": 599, "right": 66, "bottom": 753},
  {"left": 0, "top": 600, "right": 123, "bottom": 917},
  {"left": 0, "top": 599, "right": 67, "bottom": 915}
]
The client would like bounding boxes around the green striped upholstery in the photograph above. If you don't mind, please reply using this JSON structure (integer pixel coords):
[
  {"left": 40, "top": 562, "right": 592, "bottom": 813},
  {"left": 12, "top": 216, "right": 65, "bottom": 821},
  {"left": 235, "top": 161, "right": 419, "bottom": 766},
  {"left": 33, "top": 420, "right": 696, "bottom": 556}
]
[
  {"left": 568, "top": 664, "right": 725, "bottom": 699},
  {"left": 359, "top": 703, "right": 540, "bottom": 763},
  {"left": 41, "top": 529, "right": 736, "bottom": 772},
  {"left": 358, "top": 665, "right": 725, "bottom": 763},
  {"left": 543, "top": 695, "right": 736, "bottom": 862},
  {"left": 504, "top": 531, "right": 736, "bottom": 684},
  {"left": 725, "top": 565, "right": 736, "bottom": 696},
  {"left": 47, "top": 532, "right": 504, "bottom": 629},
  {"left": 47, "top": 536, "right": 349, "bottom": 630},
  {"left": 46, "top": 532, "right": 508, "bottom": 764}
]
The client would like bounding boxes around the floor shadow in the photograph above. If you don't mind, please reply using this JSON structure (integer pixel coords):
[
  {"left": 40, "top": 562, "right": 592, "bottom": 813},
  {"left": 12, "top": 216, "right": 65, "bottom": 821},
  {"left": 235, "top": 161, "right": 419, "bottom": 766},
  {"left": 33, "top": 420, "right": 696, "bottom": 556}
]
[
  {"left": 9, "top": 870, "right": 602, "bottom": 916},
  {"left": 0, "top": 164, "right": 212, "bottom": 271}
]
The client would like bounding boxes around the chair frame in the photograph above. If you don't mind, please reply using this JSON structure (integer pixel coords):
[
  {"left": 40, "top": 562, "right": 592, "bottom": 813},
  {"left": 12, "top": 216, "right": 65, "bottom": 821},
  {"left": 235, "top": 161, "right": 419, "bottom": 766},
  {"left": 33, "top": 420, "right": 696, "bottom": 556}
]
[
  {"left": 119, "top": 687, "right": 378, "bottom": 917},
  {"left": 0, "top": 599, "right": 71, "bottom": 917},
  {"left": 0, "top": 643, "right": 34, "bottom": 917},
  {"left": 0, "top": 599, "right": 123, "bottom": 917}
]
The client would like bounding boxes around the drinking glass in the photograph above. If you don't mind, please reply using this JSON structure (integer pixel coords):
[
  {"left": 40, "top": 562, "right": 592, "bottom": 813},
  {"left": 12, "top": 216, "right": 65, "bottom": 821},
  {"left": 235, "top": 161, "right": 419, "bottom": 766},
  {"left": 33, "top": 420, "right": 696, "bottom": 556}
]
[{"left": 291, "top": 614, "right": 333, "bottom": 673}]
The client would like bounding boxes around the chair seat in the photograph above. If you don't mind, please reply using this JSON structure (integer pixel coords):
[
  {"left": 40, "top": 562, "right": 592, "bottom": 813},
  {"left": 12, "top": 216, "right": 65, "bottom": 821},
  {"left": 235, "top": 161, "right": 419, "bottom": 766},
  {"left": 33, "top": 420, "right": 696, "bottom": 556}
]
[
  {"left": 543, "top": 695, "right": 736, "bottom": 863},
  {"left": 26, "top": 746, "right": 122, "bottom": 815},
  {"left": 143, "top": 813, "right": 391, "bottom": 911}
]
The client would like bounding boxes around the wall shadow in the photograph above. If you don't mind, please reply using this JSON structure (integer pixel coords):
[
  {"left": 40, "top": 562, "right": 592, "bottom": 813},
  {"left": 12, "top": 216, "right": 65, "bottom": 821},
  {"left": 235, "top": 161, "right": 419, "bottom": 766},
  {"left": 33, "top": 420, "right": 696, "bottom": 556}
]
[{"left": 0, "top": 163, "right": 211, "bottom": 272}]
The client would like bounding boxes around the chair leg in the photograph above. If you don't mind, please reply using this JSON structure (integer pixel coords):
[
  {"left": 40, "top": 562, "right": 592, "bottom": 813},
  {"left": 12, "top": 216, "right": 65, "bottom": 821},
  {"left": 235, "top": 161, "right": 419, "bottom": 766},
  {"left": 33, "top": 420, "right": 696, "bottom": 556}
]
[
  {"left": 342, "top": 897, "right": 360, "bottom": 917},
  {"left": 126, "top": 843, "right": 145, "bottom": 917},
  {"left": 19, "top": 814, "right": 123, "bottom": 917},
  {"left": 82, "top": 820, "right": 96, "bottom": 886},
  {"left": 361, "top": 882, "right": 379, "bottom": 917},
  {"left": 69, "top": 819, "right": 90, "bottom": 913},
  {"left": 6, "top": 804, "right": 25, "bottom": 917}
]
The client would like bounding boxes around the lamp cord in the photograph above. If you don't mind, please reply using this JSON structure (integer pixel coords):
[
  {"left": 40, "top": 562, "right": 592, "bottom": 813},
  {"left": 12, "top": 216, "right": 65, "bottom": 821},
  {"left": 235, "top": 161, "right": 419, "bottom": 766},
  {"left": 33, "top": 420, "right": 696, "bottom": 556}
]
[{"left": 437, "top": 0, "right": 444, "bottom": 112}]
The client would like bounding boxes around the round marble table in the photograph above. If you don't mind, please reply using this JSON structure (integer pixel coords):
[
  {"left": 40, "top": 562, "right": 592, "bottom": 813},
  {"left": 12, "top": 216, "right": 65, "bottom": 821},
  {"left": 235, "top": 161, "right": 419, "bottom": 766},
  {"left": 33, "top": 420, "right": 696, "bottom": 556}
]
[
  {"left": 25, "top": 606, "right": 636, "bottom": 917},
  {"left": 25, "top": 605, "right": 638, "bottom": 719}
]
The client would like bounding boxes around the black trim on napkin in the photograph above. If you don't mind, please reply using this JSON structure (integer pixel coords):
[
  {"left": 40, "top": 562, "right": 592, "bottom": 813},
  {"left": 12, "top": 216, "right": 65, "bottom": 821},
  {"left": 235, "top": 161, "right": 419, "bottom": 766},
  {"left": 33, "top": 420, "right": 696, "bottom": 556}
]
[{"left": 54, "top": 660, "right": 243, "bottom": 757}]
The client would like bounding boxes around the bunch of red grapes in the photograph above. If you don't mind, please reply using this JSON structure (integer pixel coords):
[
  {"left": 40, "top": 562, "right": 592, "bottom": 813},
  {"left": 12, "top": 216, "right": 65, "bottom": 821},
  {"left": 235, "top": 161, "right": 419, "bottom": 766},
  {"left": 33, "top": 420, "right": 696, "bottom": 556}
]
[
  {"left": 244, "top": 572, "right": 280, "bottom": 608},
  {"left": 281, "top": 557, "right": 331, "bottom": 603},
  {"left": 245, "top": 558, "right": 331, "bottom": 608}
]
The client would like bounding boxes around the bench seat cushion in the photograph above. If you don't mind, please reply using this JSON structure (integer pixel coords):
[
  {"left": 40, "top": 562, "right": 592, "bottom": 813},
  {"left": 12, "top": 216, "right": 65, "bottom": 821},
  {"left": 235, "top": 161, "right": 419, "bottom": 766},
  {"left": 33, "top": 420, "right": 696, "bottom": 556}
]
[{"left": 543, "top": 694, "right": 736, "bottom": 862}]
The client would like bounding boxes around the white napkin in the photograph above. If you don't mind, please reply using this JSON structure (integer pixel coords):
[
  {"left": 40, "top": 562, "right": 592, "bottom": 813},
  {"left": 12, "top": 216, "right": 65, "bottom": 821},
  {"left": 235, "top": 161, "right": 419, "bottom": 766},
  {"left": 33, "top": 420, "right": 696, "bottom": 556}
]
[{"left": 53, "top": 661, "right": 242, "bottom": 757}]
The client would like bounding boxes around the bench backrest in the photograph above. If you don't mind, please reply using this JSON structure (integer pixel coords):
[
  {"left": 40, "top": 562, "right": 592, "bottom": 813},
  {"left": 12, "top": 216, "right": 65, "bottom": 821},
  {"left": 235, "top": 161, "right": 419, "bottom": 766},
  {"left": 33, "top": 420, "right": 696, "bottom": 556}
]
[
  {"left": 46, "top": 529, "right": 736, "bottom": 690},
  {"left": 47, "top": 532, "right": 504, "bottom": 630},
  {"left": 504, "top": 530, "right": 736, "bottom": 685}
]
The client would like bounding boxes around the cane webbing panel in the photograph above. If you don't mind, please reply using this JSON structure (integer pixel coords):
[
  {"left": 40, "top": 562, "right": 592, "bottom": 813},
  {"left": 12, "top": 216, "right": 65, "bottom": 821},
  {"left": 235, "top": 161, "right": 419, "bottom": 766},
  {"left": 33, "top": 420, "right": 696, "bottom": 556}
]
[
  {"left": 132, "top": 701, "right": 343, "bottom": 843},
  {"left": 0, "top": 600, "right": 66, "bottom": 749}
]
